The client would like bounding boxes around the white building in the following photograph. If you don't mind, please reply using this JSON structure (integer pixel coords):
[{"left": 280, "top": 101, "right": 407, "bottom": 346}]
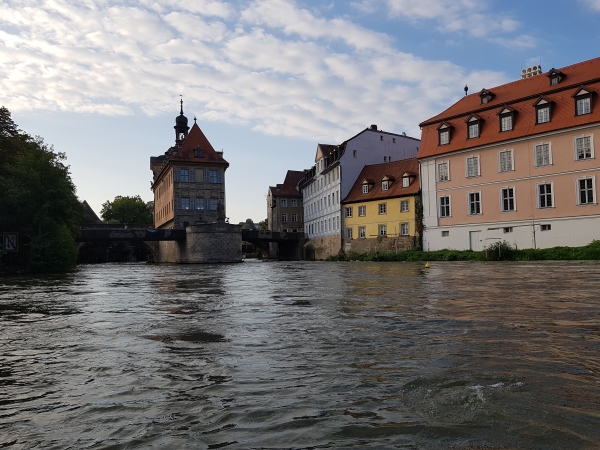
[{"left": 300, "top": 125, "right": 420, "bottom": 259}]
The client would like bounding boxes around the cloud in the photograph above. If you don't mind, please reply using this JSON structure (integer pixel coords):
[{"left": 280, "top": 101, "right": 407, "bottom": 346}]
[
  {"left": 582, "top": 0, "right": 600, "bottom": 10},
  {"left": 0, "top": 0, "right": 510, "bottom": 142}
]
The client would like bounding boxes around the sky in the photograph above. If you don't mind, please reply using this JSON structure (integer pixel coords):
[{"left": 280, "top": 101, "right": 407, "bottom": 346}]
[{"left": 2, "top": 0, "right": 600, "bottom": 224}]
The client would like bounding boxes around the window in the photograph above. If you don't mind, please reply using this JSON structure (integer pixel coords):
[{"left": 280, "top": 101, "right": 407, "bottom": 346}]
[
  {"left": 577, "top": 97, "right": 591, "bottom": 115},
  {"left": 541, "top": 224, "right": 551, "bottom": 231},
  {"left": 206, "top": 170, "right": 222, "bottom": 183},
  {"left": 380, "top": 135, "right": 383, "bottom": 141},
  {"left": 180, "top": 198, "right": 190, "bottom": 210},
  {"left": 384, "top": 156, "right": 387, "bottom": 162},
  {"left": 468, "top": 192, "right": 481, "bottom": 215},
  {"left": 353, "top": 150, "right": 357, "bottom": 158},
  {"left": 359, "top": 227, "right": 366, "bottom": 238},
  {"left": 378, "top": 203, "right": 387, "bottom": 214},
  {"left": 194, "top": 147, "right": 203, "bottom": 158},
  {"left": 207, "top": 199, "right": 218, "bottom": 210},
  {"left": 195, "top": 198, "right": 205, "bottom": 210},
  {"left": 291, "top": 214, "right": 298, "bottom": 222},
  {"left": 180, "top": 169, "right": 190, "bottom": 182},
  {"left": 402, "top": 177, "right": 410, "bottom": 188},
  {"left": 291, "top": 199, "right": 297, "bottom": 207},
  {"left": 577, "top": 177, "right": 595, "bottom": 205},
  {"left": 438, "top": 161, "right": 449, "bottom": 182},
  {"left": 345, "top": 207, "right": 353, "bottom": 218},
  {"left": 538, "top": 183, "right": 553, "bottom": 208},
  {"left": 499, "top": 150, "right": 514, "bottom": 172},
  {"left": 500, "top": 114, "right": 513, "bottom": 132},
  {"left": 441, "top": 230, "right": 450, "bottom": 237},
  {"left": 362, "top": 184, "right": 369, "bottom": 194},
  {"left": 466, "top": 155, "right": 480, "bottom": 177},
  {"left": 438, "top": 122, "right": 452, "bottom": 145},
  {"left": 535, "top": 143, "right": 551, "bottom": 167},
  {"left": 439, "top": 196, "right": 450, "bottom": 218},
  {"left": 379, "top": 225, "right": 387, "bottom": 236},
  {"left": 358, "top": 205, "right": 366, "bottom": 216},
  {"left": 400, "top": 200, "right": 409, "bottom": 212},
  {"left": 575, "top": 136, "right": 593, "bottom": 160},
  {"left": 501, "top": 187, "right": 515, "bottom": 212},
  {"left": 468, "top": 122, "right": 479, "bottom": 139},
  {"left": 281, "top": 213, "right": 288, "bottom": 223},
  {"left": 534, "top": 98, "right": 552, "bottom": 124},
  {"left": 280, "top": 198, "right": 287, "bottom": 207},
  {"left": 400, "top": 223, "right": 409, "bottom": 235},
  {"left": 392, "top": 138, "right": 396, "bottom": 143},
  {"left": 480, "top": 89, "right": 494, "bottom": 104},
  {"left": 382, "top": 180, "right": 389, "bottom": 191},
  {"left": 503, "top": 227, "right": 513, "bottom": 233},
  {"left": 346, "top": 228, "right": 353, "bottom": 239}
]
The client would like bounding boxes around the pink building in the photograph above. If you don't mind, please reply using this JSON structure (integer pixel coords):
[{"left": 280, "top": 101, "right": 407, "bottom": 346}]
[{"left": 419, "top": 57, "right": 600, "bottom": 251}]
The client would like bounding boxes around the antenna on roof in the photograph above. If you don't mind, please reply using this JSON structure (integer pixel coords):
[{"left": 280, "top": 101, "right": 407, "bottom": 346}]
[{"left": 464, "top": 84, "right": 468, "bottom": 96}]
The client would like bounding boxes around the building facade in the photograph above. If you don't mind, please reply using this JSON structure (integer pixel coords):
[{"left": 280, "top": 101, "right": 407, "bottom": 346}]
[
  {"left": 267, "top": 170, "right": 305, "bottom": 233},
  {"left": 419, "top": 57, "right": 600, "bottom": 251},
  {"left": 342, "top": 158, "right": 420, "bottom": 254},
  {"left": 301, "top": 125, "right": 420, "bottom": 259},
  {"left": 150, "top": 102, "right": 229, "bottom": 229}
]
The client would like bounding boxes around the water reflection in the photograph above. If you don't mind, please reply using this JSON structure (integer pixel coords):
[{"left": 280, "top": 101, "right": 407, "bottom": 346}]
[{"left": 1, "top": 261, "right": 599, "bottom": 449}]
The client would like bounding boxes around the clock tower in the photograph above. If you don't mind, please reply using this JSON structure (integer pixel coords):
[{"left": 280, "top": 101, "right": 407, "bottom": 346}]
[{"left": 174, "top": 98, "right": 189, "bottom": 146}]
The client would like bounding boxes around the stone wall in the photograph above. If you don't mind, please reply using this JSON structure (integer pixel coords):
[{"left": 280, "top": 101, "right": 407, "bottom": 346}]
[
  {"left": 148, "top": 223, "right": 242, "bottom": 263},
  {"left": 304, "top": 234, "right": 342, "bottom": 260},
  {"left": 343, "top": 236, "right": 416, "bottom": 255}
]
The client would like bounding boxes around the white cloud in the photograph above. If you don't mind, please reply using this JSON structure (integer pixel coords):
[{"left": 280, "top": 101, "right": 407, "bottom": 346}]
[
  {"left": 582, "top": 0, "right": 600, "bottom": 10},
  {"left": 0, "top": 0, "right": 510, "bottom": 142}
]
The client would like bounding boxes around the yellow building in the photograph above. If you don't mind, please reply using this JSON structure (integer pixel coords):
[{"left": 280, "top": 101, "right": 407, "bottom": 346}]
[{"left": 342, "top": 158, "right": 420, "bottom": 253}]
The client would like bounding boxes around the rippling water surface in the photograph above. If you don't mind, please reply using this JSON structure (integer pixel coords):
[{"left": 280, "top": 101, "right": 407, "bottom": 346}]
[{"left": 1, "top": 261, "right": 600, "bottom": 449}]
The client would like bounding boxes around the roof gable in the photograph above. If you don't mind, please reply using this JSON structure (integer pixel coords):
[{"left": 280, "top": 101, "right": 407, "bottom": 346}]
[{"left": 168, "top": 123, "right": 228, "bottom": 165}]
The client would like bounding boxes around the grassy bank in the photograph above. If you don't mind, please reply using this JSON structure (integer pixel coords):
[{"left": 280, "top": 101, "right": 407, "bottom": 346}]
[{"left": 325, "top": 240, "right": 600, "bottom": 262}]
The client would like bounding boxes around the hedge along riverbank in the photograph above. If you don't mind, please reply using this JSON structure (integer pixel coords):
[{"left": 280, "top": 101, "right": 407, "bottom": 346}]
[{"left": 324, "top": 240, "right": 600, "bottom": 262}]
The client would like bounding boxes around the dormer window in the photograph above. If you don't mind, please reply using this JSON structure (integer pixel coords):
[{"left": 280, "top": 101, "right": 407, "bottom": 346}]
[
  {"left": 401, "top": 172, "right": 415, "bottom": 188},
  {"left": 479, "top": 89, "right": 494, "bottom": 105},
  {"left": 466, "top": 114, "right": 482, "bottom": 139},
  {"left": 573, "top": 87, "right": 593, "bottom": 116},
  {"left": 362, "top": 179, "right": 374, "bottom": 194},
  {"left": 194, "top": 147, "right": 203, "bottom": 158},
  {"left": 437, "top": 122, "right": 452, "bottom": 146},
  {"left": 534, "top": 97, "right": 552, "bottom": 124},
  {"left": 362, "top": 184, "right": 369, "bottom": 194},
  {"left": 382, "top": 180, "right": 389, "bottom": 191},
  {"left": 497, "top": 106, "right": 515, "bottom": 132},
  {"left": 547, "top": 68, "right": 565, "bottom": 86}
]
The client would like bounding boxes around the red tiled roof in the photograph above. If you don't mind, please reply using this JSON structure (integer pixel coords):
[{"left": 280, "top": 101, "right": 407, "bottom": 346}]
[
  {"left": 269, "top": 170, "right": 304, "bottom": 197},
  {"left": 167, "top": 123, "right": 229, "bottom": 165},
  {"left": 418, "top": 56, "right": 600, "bottom": 159},
  {"left": 343, "top": 158, "right": 420, "bottom": 204}
]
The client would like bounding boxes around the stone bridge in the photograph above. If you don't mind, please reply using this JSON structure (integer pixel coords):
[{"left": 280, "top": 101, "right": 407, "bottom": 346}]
[{"left": 242, "top": 230, "right": 306, "bottom": 260}]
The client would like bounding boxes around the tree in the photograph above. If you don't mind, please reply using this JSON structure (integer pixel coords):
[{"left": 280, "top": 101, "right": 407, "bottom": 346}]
[
  {"left": 0, "top": 106, "right": 84, "bottom": 273},
  {"left": 101, "top": 195, "right": 153, "bottom": 224}
]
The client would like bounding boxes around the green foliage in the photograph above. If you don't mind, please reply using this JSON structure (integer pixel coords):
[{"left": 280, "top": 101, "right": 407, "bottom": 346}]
[
  {"left": 0, "top": 106, "right": 84, "bottom": 273},
  {"left": 414, "top": 196, "right": 424, "bottom": 250},
  {"left": 101, "top": 195, "right": 152, "bottom": 224},
  {"left": 485, "top": 241, "right": 517, "bottom": 261}
]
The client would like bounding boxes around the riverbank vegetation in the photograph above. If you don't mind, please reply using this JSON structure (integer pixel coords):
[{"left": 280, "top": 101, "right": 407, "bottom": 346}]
[
  {"left": 325, "top": 240, "right": 600, "bottom": 262},
  {"left": 0, "top": 107, "right": 84, "bottom": 273}
]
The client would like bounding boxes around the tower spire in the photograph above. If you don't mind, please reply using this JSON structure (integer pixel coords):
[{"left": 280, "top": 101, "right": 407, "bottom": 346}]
[{"left": 180, "top": 95, "right": 184, "bottom": 115}]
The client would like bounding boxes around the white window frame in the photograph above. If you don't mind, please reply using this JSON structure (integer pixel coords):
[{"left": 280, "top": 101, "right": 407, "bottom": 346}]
[
  {"left": 534, "top": 142, "right": 552, "bottom": 167},
  {"left": 379, "top": 225, "right": 387, "bottom": 236},
  {"left": 500, "top": 114, "right": 513, "bottom": 132},
  {"left": 291, "top": 199, "right": 297, "bottom": 207},
  {"left": 362, "top": 184, "right": 369, "bottom": 194},
  {"left": 359, "top": 226, "right": 366, "bottom": 238},
  {"left": 378, "top": 203, "right": 387, "bottom": 215},
  {"left": 400, "top": 200, "right": 409, "bottom": 212},
  {"left": 439, "top": 129, "right": 450, "bottom": 145},
  {"left": 574, "top": 134, "right": 594, "bottom": 161},
  {"left": 467, "top": 191, "right": 482, "bottom": 215},
  {"left": 291, "top": 213, "right": 298, "bottom": 222},
  {"left": 439, "top": 196, "right": 451, "bottom": 218},
  {"left": 576, "top": 97, "right": 591, "bottom": 116},
  {"left": 382, "top": 180, "right": 389, "bottom": 191},
  {"left": 536, "top": 182, "right": 554, "bottom": 209},
  {"left": 500, "top": 186, "right": 516, "bottom": 212},
  {"left": 280, "top": 198, "right": 287, "bottom": 207},
  {"left": 402, "top": 177, "right": 410, "bottom": 188},
  {"left": 400, "top": 223, "right": 409, "bottom": 236},
  {"left": 468, "top": 122, "right": 480, "bottom": 139},
  {"left": 358, "top": 205, "right": 366, "bottom": 216},
  {"left": 466, "top": 155, "right": 480, "bottom": 178},
  {"left": 437, "top": 161, "right": 450, "bottom": 182},
  {"left": 281, "top": 213, "right": 288, "bottom": 223},
  {"left": 498, "top": 149, "right": 514, "bottom": 172},
  {"left": 346, "top": 228, "right": 353, "bottom": 239},
  {"left": 537, "top": 105, "right": 550, "bottom": 124},
  {"left": 576, "top": 176, "right": 596, "bottom": 206},
  {"left": 345, "top": 207, "right": 353, "bottom": 218}
]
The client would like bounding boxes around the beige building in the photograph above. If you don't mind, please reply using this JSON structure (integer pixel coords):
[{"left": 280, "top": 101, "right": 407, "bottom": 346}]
[
  {"left": 267, "top": 170, "right": 305, "bottom": 232},
  {"left": 150, "top": 102, "right": 229, "bottom": 229}
]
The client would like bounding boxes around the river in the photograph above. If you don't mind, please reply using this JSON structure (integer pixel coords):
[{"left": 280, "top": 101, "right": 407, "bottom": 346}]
[{"left": 1, "top": 260, "right": 599, "bottom": 449}]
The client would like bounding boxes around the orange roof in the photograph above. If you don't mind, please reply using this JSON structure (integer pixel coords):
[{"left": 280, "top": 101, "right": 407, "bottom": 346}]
[
  {"left": 343, "top": 158, "right": 420, "bottom": 204},
  {"left": 167, "top": 123, "right": 228, "bottom": 165},
  {"left": 418, "top": 56, "right": 600, "bottom": 159},
  {"left": 269, "top": 170, "right": 304, "bottom": 197}
]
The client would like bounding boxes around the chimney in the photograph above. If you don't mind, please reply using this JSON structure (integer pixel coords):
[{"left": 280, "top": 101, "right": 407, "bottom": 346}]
[{"left": 370, "top": 124, "right": 378, "bottom": 130}]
